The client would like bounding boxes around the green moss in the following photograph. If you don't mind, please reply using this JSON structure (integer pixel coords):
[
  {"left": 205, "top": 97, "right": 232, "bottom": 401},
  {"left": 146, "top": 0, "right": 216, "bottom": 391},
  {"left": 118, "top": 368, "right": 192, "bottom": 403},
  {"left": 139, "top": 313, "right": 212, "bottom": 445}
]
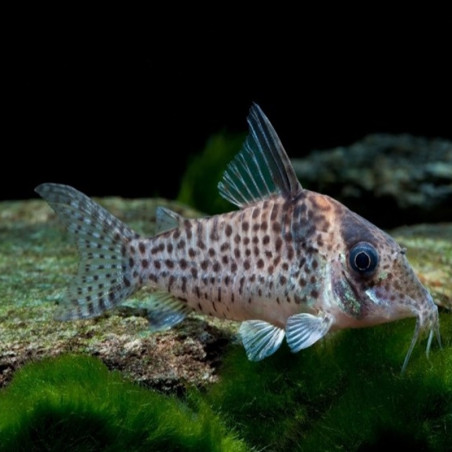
[
  {"left": 177, "top": 132, "right": 246, "bottom": 214},
  {"left": 207, "top": 315, "right": 452, "bottom": 451},
  {"left": 0, "top": 354, "right": 248, "bottom": 452}
]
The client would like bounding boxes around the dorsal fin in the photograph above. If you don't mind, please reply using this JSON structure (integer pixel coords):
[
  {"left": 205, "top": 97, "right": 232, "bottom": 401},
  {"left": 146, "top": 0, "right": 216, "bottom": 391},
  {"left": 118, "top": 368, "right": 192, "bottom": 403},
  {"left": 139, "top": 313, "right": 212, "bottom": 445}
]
[{"left": 218, "top": 103, "right": 302, "bottom": 207}]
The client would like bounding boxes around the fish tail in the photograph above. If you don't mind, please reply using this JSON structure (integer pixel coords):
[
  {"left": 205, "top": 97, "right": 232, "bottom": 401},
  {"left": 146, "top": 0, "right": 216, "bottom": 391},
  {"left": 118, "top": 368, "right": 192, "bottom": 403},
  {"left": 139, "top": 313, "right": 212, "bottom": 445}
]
[{"left": 35, "top": 183, "right": 141, "bottom": 320}]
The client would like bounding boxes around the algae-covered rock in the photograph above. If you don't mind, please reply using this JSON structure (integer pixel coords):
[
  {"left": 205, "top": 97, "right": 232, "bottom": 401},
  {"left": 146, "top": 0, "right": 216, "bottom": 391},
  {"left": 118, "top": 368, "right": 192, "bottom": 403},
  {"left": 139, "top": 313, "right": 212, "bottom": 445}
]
[
  {"left": 0, "top": 197, "right": 236, "bottom": 391},
  {"left": 1, "top": 196, "right": 451, "bottom": 390}
]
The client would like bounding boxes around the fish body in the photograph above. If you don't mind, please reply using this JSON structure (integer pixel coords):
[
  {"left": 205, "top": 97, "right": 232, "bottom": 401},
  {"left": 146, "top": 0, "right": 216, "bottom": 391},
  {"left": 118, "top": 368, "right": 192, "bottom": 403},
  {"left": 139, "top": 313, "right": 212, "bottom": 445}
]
[{"left": 36, "top": 104, "right": 440, "bottom": 371}]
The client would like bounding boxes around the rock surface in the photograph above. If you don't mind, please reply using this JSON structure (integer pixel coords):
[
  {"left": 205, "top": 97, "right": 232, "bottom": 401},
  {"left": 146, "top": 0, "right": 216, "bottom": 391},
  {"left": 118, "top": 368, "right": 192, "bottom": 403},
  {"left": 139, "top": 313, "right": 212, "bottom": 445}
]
[
  {"left": 292, "top": 134, "right": 452, "bottom": 228},
  {"left": 1, "top": 197, "right": 451, "bottom": 390}
]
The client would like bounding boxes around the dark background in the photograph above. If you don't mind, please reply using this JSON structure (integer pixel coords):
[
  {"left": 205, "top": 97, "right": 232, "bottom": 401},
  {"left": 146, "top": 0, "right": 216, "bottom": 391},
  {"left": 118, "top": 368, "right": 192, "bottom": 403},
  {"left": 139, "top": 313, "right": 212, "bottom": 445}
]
[{"left": 3, "top": 18, "right": 451, "bottom": 203}]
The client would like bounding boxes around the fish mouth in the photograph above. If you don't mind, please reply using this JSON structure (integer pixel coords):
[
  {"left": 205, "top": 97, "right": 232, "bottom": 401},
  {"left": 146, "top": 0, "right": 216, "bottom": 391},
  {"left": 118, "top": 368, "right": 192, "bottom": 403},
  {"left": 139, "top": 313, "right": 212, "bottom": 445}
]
[{"left": 401, "top": 295, "right": 441, "bottom": 374}]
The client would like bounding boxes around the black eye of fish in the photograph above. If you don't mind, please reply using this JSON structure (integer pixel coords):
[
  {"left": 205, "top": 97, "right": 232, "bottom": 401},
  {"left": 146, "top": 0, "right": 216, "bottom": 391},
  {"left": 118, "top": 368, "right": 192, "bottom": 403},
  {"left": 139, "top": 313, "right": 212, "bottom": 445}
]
[{"left": 349, "top": 242, "right": 379, "bottom": 275}]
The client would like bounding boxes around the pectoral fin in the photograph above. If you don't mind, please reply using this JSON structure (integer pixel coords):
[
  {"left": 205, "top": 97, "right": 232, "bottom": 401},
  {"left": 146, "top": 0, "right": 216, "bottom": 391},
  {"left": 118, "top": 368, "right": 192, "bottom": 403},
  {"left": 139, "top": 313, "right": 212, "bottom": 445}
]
[
  {"left": 239, "top": 320, "right": 285, "bottom": 361},
  {"left": 285, "top": 312, "right": 333, "bottom": 353}
]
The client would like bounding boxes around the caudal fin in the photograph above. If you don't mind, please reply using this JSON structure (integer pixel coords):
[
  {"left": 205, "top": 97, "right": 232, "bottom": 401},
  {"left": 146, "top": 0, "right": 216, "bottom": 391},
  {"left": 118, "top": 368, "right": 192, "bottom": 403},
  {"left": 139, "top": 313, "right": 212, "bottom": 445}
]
[{"left": 36, "top": 183, "right": 140, "bottom": 320}]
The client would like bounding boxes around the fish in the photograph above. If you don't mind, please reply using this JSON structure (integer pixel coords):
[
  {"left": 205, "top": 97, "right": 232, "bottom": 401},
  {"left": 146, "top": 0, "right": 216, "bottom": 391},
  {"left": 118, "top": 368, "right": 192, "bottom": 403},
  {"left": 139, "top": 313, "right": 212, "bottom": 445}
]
[{"left": 35, "top": 103, "right": 441, "bottom": 372}]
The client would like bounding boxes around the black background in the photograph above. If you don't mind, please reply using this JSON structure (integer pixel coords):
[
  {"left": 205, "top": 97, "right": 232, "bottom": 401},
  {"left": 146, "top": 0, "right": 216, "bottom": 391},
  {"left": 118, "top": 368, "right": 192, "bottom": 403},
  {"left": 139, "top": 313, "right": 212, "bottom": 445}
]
[{"left": 3, "top": 15, "right": 451, "bottom": 203}]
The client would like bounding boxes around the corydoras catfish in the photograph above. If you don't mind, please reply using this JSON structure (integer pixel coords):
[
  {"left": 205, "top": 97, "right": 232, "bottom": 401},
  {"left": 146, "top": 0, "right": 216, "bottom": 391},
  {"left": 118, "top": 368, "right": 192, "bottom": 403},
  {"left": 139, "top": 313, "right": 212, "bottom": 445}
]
[{"left": 36, "top": 103, "right": 441, "bottom": 372}]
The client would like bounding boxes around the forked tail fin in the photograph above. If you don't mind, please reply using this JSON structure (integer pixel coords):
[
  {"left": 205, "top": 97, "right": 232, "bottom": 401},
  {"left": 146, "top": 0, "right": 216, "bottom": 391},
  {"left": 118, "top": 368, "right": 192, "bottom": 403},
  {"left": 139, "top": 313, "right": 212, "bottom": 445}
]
[{"left": 35, "top": 183, "right": 140, "bottom": 320}]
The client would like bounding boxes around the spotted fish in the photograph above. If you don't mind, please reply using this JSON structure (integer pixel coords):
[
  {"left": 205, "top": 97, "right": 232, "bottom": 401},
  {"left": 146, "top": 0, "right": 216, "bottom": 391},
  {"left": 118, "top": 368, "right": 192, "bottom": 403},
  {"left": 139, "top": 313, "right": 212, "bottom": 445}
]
[{"left": 36, "top": 103, "right": 441, "bottom": 372}]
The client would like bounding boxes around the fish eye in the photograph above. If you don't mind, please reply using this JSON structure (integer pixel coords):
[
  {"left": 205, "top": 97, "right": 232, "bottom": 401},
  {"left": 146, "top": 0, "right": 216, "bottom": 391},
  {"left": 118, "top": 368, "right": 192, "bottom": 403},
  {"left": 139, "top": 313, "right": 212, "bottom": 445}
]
[{"left": 349, "top": 242, "right": 379, "bottom": 275}]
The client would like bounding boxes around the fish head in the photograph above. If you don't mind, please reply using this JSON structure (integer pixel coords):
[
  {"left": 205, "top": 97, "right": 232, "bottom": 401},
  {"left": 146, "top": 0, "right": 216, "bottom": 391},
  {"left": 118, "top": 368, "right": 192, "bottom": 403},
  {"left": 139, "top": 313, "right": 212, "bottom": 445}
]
[{"left": 323, "top": 200, "right": 440, "bottom": 369}]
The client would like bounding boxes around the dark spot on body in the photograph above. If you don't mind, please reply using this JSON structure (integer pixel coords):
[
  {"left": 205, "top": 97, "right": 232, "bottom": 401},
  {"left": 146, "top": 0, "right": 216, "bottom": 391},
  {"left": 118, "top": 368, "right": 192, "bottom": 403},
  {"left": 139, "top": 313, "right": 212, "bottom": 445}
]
[
  {"left": 310, "top": 289, "right": 319, "bottom": 298},
  {"left": 242, "top": 221, "right": 249, "bottom": 231},
  {"left": 179, "top": 258, "right": 188, "bottom": 269},
  {"left": 239, "top": 276, "right": 245, "bottom": 294},
  {"left": 270, "top": 203, "right": 279, "bottom": 221},
  {"left": 244, "top": 260, "right": 251, "bottom": 270},
  {"left": 257, "top": 259, "right": 264, "bottom": 268},
  {"left": 252, "top": 208, "right": 260, "bottom": 219},
  {"left": 165, "top": 259, "right": 174, "bottom": 269},
  {"left": 142, "top": 259, "right": 149, "bottom": 268}
]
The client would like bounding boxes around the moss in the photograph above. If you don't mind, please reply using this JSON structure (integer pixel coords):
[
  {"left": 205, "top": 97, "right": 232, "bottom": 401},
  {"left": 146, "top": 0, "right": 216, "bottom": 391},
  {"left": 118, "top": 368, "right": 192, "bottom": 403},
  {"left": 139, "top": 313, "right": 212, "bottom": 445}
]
[
  {"left": 207, "top": 316, "right": 452, "bottom": 451},
  {"left": 0, "top": 354, "right": 248, "bottom": 451}
]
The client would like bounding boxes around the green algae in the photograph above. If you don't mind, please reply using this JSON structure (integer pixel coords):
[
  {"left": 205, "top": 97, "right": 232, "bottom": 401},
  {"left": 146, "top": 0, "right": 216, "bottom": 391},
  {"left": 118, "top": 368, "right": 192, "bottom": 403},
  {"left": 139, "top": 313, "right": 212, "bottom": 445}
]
[{"left": 0, "top": 354, "right": 248, "bottom": 451}]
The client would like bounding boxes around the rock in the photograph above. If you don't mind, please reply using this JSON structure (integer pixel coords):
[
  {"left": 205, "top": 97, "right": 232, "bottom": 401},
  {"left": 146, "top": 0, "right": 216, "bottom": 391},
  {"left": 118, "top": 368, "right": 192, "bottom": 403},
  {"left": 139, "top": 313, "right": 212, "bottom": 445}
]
[
  {"left": 292, "top": 134, "right": 452, "bottom": 228},
  {"left": 0, "top": 196, "right": 235, "bottom": 390},
  {"left": 0, "top": 196, "right": 451, "bottom": 391}
]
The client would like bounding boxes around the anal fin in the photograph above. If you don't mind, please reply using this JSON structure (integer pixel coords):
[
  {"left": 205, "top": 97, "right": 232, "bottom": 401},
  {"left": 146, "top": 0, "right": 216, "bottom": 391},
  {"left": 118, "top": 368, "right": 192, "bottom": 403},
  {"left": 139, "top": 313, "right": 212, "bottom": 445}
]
[
  {"left": 285, "top": 312, "right": 333, "bottom": 353},
  {"left": 146, "top": 291, "right": 192, "bottom": 332},
  {"left": 239, "top": 320, "right": 285, "bottom": 361}
]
